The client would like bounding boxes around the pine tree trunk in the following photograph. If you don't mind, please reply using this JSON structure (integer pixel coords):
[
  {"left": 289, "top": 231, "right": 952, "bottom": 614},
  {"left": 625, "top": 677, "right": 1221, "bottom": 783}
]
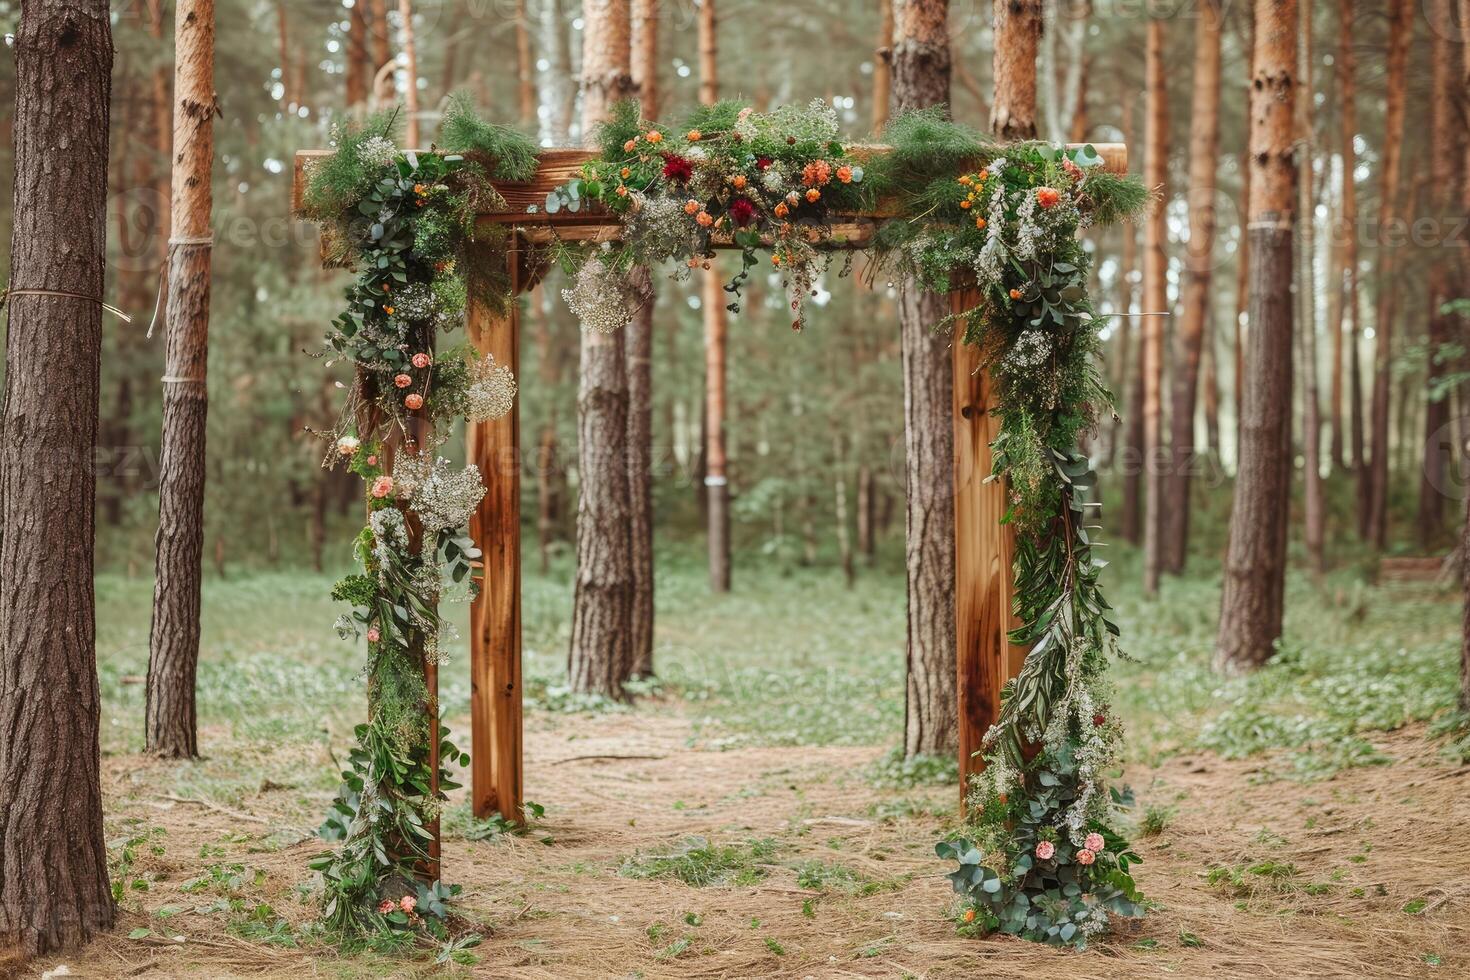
[
  {"left": 1417, "top": 0, "right": 1455, "bottom": 550},
  {"left": 857, "top": 464, "right": 876, "bottom": 561},
  {"left": 989, "top": 0, "right": 1040, "bottom": 139},
  {"left": 894, "top": 0, "right": 956, "bottom": 759},
  {"left": 1458, "top": 0, "right": 1470, "bottom": 715},
  {"left": 1216, "top": 0, "right": 1296, "bottom": 673},
  {"left": 568, "top": 0, "right": 637, "bottom": 699},
  {"left": 515, "top": 0, "right": 537, "bottom": 126},
  {"left": 698, "top": 0, "right": 731, "bottom": 593},
  {"left": 1116, "top": 95, "right": 1142, "bottom": 544},
  {"left": 1337, "top": 0, "right": 1364, "bottom": 503},
  {"left": 399, "top": 0, "right": 420, "bottom": 145},
  {"left": 625, "top": 0, "right": 658, "bottom": 675},
  {"left": 1366, "top": 0, "right": 1412, "bottom": 550},
  {"left": 1296, "top": 0, "right": 1323, "bottom": 576},
  {"left": 0, "top": 0, "right": 116, "bottom": 956},
  {"left": 872, "top": 0, "right": 894, "bottom": 132},
  {"left": 1141, "top": 17, "right": 1168, "bottom": 597},
  {"left": 1163, "top": 1, "right": 1220, "bottom": 575},
  {"left": 147, "top": 0, "right": 217, "bottom": 759}
]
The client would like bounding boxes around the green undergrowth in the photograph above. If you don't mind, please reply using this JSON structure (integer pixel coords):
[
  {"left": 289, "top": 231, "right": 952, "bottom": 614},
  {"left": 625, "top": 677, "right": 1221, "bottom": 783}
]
[{"left": 93, "top": 535, "right": 1463, "bottom": 814}]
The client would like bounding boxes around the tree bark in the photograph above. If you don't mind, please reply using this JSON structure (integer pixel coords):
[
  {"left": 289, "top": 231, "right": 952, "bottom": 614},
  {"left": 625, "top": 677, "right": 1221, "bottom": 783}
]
[
  {"left": 1117, "top": 93, "right": 1143, "bottom": 545},
  {"left": 147, "top": 0, "right": 217, "bottom": 759},
  {"left": 1366, "top": 0, "right": 1412, "bottom": 550},
  {"left": 1163, "top": 0, "right": 1220, "bottom": 575},
  {"left": 698, "top": 0, "right": 731, "bottom": 593},
  {"left": 0, "top": 0, "right": 116, "bottom": 957},
  {"left": 568, "top": 0, "right": 638, "bottom": 699},
  {"left": 1417, "top": 0, "right": 1456, "bottom": 550},
  {"left": 398, "top": 0, "right": 420, "bottom": 145},
  {"left": 872, "top": 0, "right": 895, "bottom": 132},
  {"left": 1336, "top": 0, "right": 1364, "bottom": 510},
  {"left": 627, "top": 0, "right": 658, "bottom": 674},
  {"left": 895, "top": 0, "right": 956, "bottom": 758},
  {"left": 1141, "top": 17, "right": 1168, "bottom": 597},
  {"left": 1296, "top": 0, "right": 1323, "bottom": 575},
  {"left": 1216, "top": 0, "right": 1296, "bottom": 674},
  {"left": 515, "top": 0, "right": 537, "bottom": 127},
  {"left": 989, "top": 0, "right": 1041, "bottom": 139},
  {"left": 1459, "top": 0, "right": 1470, "bottom": 715}
]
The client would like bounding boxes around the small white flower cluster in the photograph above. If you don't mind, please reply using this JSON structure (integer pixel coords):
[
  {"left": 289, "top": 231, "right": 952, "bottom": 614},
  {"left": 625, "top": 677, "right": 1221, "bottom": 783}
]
[
  {"left": 1014, "top": 188, "right": 1081, "bottom": 263},
  {"left": 1042, "top": 638, "right": 1120, "bottom": 845},
  {"left": 1002, "top": 331, "right": 1061, "bottom": 410},
  {"left": 369, "top": 507, "right": 409, "bottom": 568},
  {"left": 357, "top": 135, "right": 398, "bottom": 169},
  {"left": 407, "top": 457, "right": 485, "bottom": 535},
  {"left": 393, "top": 282, "right": 437, "bottom": 322},
  {"left": 734, "top": 99, "right": 839, "bottom": 146},
  {"left": 466, "top": 352, "right": 517, "bottom": 422},
  {"left": 562, "top": 256, "right": 639, "bottom": 334},
  {"left": 623, "top": 195, "right": 690, "bottom": 265},
  {"left": 973, "top": 185, "right": 1010, "bottom": 290}
]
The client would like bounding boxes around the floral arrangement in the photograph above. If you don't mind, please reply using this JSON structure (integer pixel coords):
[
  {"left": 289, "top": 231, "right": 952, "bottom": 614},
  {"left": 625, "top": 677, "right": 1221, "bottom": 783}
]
[
  {"left": 301, "top": 98, "right": 1152, "bottom": 953},
  {"left": 536, "top": 99, "right": 877, "bottom": 331},
  {"left": 298, "top": 100, "right": 531, "bottom": 947}
]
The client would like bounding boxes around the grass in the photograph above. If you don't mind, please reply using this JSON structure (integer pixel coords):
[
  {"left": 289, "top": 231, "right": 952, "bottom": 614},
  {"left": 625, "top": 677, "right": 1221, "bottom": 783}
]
[
  {"left": 92, "top": 532, "right": 1465, "bottom": 818},
  {"left": 619, "top": 836, "right": 780, "bottom": 887}
]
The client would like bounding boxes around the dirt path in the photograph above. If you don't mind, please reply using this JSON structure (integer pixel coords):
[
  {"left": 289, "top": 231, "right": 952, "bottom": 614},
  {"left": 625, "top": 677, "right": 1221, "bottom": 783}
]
[{"left": 18, "top": 709, "right": 1470, "bottom": 980}]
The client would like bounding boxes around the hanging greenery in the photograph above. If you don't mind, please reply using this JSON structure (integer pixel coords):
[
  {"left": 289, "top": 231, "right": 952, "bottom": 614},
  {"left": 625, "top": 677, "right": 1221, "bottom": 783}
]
[
  {"left": 298, "top": 104, "right": 530, "bottom": 946},
  {"left": 300, "top": 98, "right": 1150, "bottom": 952}
]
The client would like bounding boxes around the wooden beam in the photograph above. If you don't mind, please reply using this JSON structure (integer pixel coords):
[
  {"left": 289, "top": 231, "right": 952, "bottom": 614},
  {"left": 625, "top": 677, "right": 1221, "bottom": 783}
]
[
  {"left": 950, "top": 286, "right": 1027, "bottom": 809},
  {"left": 466, "top": 240, "right": 524, "bottom": 823},
  {"left": 292, "top": 142, "right": 1128, "bottom": 220}
]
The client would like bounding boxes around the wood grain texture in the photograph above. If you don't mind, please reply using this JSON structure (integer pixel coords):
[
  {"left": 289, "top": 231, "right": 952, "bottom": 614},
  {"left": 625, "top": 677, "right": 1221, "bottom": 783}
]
[
  {"left": 466, "top": 246, "right": 524, "bottom": 823},
  {"left": 949, "top": 287, "right": 1026, "bottom": 809}
]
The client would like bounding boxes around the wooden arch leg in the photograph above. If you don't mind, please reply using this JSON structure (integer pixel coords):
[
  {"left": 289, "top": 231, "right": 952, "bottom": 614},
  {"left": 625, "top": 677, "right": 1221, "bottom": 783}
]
[
  {"left": 950, "top": 287, "right": 1026, "bottom": 810},
  {"left": 468, "top": 238, "right": 524, "bottom": 822}
]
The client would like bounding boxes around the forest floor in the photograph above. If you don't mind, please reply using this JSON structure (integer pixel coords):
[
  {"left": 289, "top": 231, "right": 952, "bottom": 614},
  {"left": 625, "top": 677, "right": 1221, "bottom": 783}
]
[{"left": 15, "top": 546, "right": 1470, "bottom": 979}]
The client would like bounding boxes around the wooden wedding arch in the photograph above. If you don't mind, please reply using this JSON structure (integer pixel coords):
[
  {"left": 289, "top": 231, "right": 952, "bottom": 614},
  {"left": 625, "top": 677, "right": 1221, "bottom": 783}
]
[{"left": 293, "top": 140, "right": 1129, "bottom": 831}]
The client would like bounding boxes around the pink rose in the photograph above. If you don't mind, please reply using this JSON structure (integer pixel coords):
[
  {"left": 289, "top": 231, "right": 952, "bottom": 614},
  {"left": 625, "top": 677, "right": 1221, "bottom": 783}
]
[
  {"left": 366, "top": 627, "right": 381, "bottom": 643},
  {"left": 371, "top": 475, "right": 394, "bottom": 498},
  {"left": 399, "top": 895, "right": 417, "bottom": 913},
  {"left": 411, "top": 352, "right": 431, "bottom": 369},
  {"left": 1084, "top": 833, "right": 1105, "bottom": 853},
  {"left": 1076, "top": 848, "right": 1096, "bottom": 866},
  {"left": 366, "top": 455, "right": 378, "bottom": 466},
  {"left": 1035, "top": 841, "right": 1055, "bottom": 860},
  {"left": 393, "top": 373, "right": 412, "bottom": 389},
  {"left": 377, "top": 899, "right": 393, "bottom": 914}
]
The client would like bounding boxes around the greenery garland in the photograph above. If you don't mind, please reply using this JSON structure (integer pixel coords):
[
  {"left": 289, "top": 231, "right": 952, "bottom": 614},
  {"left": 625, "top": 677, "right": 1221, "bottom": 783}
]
[
  {"left": 302, "top": 98, "right": 1150, "bottom": 952},
  {"left": 299, "top": 101, "right": 533, "bottom": 948}
]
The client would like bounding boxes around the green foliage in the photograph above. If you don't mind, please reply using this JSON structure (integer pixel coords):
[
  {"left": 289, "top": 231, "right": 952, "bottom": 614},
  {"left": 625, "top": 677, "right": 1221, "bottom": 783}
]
[
  {"left": 619, "top": 836, "right": 780, "bottom": 887},
  {"left": 300, "top": 109, "right": 403, "bottom": 221},
  {"left": 437, "top": 91, "right": 538, "bottom": 181}
]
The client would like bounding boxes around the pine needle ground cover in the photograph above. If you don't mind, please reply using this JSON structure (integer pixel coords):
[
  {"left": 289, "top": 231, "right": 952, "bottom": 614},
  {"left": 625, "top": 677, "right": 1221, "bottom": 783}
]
[{"left": 66, "top": 546, "right": 1470, "bottom": 977}]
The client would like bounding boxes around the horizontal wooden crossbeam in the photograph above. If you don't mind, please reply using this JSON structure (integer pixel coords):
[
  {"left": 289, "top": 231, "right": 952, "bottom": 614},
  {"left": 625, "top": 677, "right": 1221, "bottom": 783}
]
[{"left": 291, "top": 143, "right": 1129, "bottom": 233}]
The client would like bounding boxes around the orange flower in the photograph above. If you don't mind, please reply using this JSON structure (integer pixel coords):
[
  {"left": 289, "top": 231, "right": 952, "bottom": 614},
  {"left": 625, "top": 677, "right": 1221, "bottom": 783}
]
[
  {"left": 645, "top": 130, "right": 663, "bottom": 144},
  {"left": 684, "top": 199, "right": 701, "bottom": 215},
  {"left": 381, "top": 283, "right": 391, "bottom": 292},
  {"left": 696, "top": 210, "right": 714, "bottom": 227},
  {"left": 1008, "top": 288, "right": 1021, "bottom": 301},
  {"left": 957, "top": 174, "right": 973, "bottom": 186},
  {"left": 404, "top": 393, "right": 424, "bottom": 410},
  {"left": 1036, "top": 187, "right": 1061, "bottom": 209},
  {"left": 732, "top": 174, "right": 747, "bottom": 190},
  {"left": 687, "top": 258, "right": 700, "bottom": 268},
  {"left": 959, "top": 200, "right": 972, "bottom": 210},
  {"left": 393, "top": 373, "right": 412, "bottom": 389},
  {"left": 413, "top": 184, "right": 426, "bottom": 194},
  {"left": 615, "top": 185, "right": 629, "bottom": 196},
  {"left": 620, "top": 167, "right": 631, "bottom": 178},
  {"left": 963, "top": 909, "right": 977, "bottom": 924},
  {"left": 836, "top": 165, "right": 853, "bottom": 184},
  {"left": 771, "top": 253, "right": 782, "bottom": 266},
  {"left": 687, "top": 129, "right": 702, "bottom": 141},
  {"left": 774, "top": 202, "right": 789, "bottom": 218},
  {"left": 805, "top": 188, "right": 821, "bottom": 203},
  {"left": 623, "top": 138, "right": 637, "bottom": 153},
  {"left": 975, "top": 217, "right": 987, "bottom": 229},
  {"left": 383, "top": 305, "right": 395, "bottom": 315},
  {"left": 801, "top": 159, "right": 832, "bottom": 187}
]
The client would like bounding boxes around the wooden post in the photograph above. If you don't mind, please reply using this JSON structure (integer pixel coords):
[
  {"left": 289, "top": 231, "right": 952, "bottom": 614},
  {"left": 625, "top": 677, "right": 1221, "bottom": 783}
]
[
  {"left": 467, "top": 238, "right": 524, "bottom": 823},
  {"left": 950, "top": 288, "right": 1026, "bottom": 809}
]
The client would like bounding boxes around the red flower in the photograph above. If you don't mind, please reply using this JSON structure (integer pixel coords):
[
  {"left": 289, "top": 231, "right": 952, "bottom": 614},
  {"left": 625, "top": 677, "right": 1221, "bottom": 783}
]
[
  {"left": 728, "top": 197, "right": 758, "bottom": 228},
  {"left": 755, "top": 156, "right": 772, "bottom": 171},
  {"left": 1036, "top": 187, "right": 1061, "bottom": 209},
  {"left": 1093, "top": 713, "right": 1106, "bottom": 727},
  {"left": 661, "top": 153, "right": 693, "bottom": 183}
]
